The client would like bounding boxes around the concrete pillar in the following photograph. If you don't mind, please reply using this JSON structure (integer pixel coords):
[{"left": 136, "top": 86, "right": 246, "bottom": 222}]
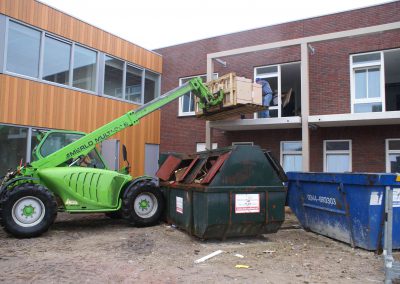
[
  {"left": 206, "top": 57, "right": 214, "bottom": 150},
  {"left": 205, "top": 121, "right": 212, "bottom": 150},
  {"left": 301, "top": 43, "right": 310, "bottom": 172}
]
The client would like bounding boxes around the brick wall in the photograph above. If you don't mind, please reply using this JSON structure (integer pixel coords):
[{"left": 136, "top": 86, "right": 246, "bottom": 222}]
[
  {"left": 156, "top": 2, "right": 400, "bottom": 172},
  {"left": 309, "top": 30, "right": 400, "bottom": 115},
  {"left": 309, "top": 125, "right": 399, "bottom": 172}
]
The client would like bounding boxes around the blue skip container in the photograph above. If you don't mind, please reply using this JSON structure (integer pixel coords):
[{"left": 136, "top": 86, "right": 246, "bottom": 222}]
[{"left": 287, "top": 172, "right": 400, "bottom": 251}]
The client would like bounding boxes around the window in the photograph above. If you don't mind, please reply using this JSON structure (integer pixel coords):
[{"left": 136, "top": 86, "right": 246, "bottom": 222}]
[
  {"left": 104, "top": 56, "right": 124, "bottom": 98},
  {"left": 351, "top": 52, "right": 383, "bottom": 113},
  {"left": 196, "top": 143, "right": 218, "bottom": 152},
  {"left": 386, "top": 139, "right": 400, "bottom": 173},
  {"left": 126, "top": 65, "right": 143, "bottom": 103},
  {"left": 43, "top": 36, "right": 71, "bottom": 85},
  {"left": 179, "top": 74, "right": 218, "bottom": 116},
  {"left": 6, "top": 21, "right": 41, "bottom": 78},
  {"left": 281, "top": 141, "right": 302, "bottom": 172},
  {"left": 72, "top": 45, "right": 97, "bottom": 92},
  {"left": 324, "top": 140, "right": 352, "bottom": 173},
  {"left": 0, "top": 125, "right": 28, "bottom": 176},
  {"left": 254, "top": 62, "right": 301, "bottom": 118},
  {"left": 384, "top": 49, "right": 400, "bottom": 112},
  {"left": 40, "top": 132, "right": 84, "bottom": 158},
  {"left": 351, "top": 49, "right": 400, "bottom": 113},
  {"left": 102, "top": 56, "right": 145, "bottom": 103},
  {"left": 144, "top": 70, "right": 160, "bottom": 103}
]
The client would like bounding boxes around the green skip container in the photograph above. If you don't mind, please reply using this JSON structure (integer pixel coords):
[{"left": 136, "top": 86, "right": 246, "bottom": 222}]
[{"left": 156, "top": 145, "right": 287, "bottom": 239}]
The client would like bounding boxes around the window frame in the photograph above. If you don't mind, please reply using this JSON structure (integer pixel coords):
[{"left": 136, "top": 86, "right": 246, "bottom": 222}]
[
  {"left": 323, "top": 139, "right": 352, "bottom": 172},
  {"left": 254, "top": 64, "right": 280, "bottom": 118},
  {"left": 350, "top": 51, "right": 386, "bottom": 113},
  {"left": 254, "top": 61, "right": 301, "bottom": 118},
  {"left": 280, "top": 141, "right": 302, "bottom": 172},
  {"left": 125, "top": 63, "right": 145, "bottom": 104},
  {"left": 196, "top": 142, "right": 218, "bottom": 152},
  {"left": 42, "top": 34, "right": 72, "bottom": 86},
  {"left": 4, "top": 19, "right": 43, "bottom": 80},
  {"left": 386, "top": 138, "right": 400, "bottom": 173},
  {"left": 144, "top": 69, "right": 161, "bottom": 104},
  {"left": 103, "top": 54, "right": 126, "bottom": 99}
]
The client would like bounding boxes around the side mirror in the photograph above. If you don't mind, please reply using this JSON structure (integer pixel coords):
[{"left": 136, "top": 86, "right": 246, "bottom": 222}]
[{"left": 122, "top": 144, "right": 128, "bottom": 162}]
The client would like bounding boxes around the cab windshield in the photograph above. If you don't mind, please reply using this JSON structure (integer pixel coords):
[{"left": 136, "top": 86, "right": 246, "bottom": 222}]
[{"left": 38, "top": 132, "right": 106, "bottom": 169}]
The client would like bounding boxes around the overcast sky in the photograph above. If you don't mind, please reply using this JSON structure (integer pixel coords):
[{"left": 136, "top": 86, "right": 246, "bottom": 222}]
[{"left": 40, "top": 0, "right": 391, "bottom": 50}]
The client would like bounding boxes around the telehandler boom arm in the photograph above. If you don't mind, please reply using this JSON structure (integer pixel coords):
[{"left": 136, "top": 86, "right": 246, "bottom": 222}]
[{"left": 25, "top": 77, "right": 222, "bottom": 173}]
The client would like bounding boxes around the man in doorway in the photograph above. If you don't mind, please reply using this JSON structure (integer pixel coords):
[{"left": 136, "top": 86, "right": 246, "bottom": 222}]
[{"left": 255, "top": 78, "right": 273, "bottom": 118}]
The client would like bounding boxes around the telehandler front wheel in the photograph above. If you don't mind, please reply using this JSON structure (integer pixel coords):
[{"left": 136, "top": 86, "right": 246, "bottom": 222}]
[
  {"left": 122, "top": 181, "right": 164, "bottom": 227},
  {"left": 0, "top": 184, "right": 57, "bottom": 238}
]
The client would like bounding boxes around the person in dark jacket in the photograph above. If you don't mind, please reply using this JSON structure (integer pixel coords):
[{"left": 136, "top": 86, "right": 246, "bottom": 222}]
[{"left": 256, "top": 78, "right": 273, "bottom": 118}]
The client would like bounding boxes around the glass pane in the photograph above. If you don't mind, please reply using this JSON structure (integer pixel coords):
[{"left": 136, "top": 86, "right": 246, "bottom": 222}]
[
  {"left": 43, "top": 37, "right": 71, "bottom": 85},
  {"left": 326, "top": 141, "right": 349, "bottom": 151},
  {"left": 368, "top": 68, "right": 380, "bottom": 98},
  {"left": 31, "top": 128, "right": 44, "bottom": 161},
  {"left": 77, "top": 149, "right": 105, "bottom": 169},
  {"left": 282, "top": 142, "right": 302, "bottom": 152},
  {"left": 283, "top": 154, "right": 302, "bottom": 172},
  {"left": 6, "top": 21, "right": 41, "bottom": 78},
  {"left": 104, "top": 56, "right": 124, "bottom": 98},
  {"left": 389, "top": 154, "right": 400, "bottom": 173},
  {"left": 73, "top": 45, "right": 97, "bottom": 91},
  {"left": 389, "top": 140, "right": 400, "bottom": 151},
  {"left": 126, "top": 65, "right": 142, "bottom": 103},
  {"left": 189, "top": 92, "right": 195, "bottom": 112},
  {"left": 0, "top": 125, "right": 28, "bottom": 176},
  {"left": 182, "top": 93, "right": 191, "bottom": 113},
  {"left": 40, "top": 132, "right": 84, "bottom": 157},
  {"left": 352, "top": 53, "right": 380, "bottom": 64},
  {"left": 326, "top": 154, "right": 350, "bottom": 172},
  {"left": 384, "top": 49, "right": 400, "bottom": 111},
  {"left": 256, "top": 66, "right": 278, "bottom": 75},
  {"left": 355, "top": 70, "right": 367, "bottom": 99},
  {"left": 144, "top": 71, "right": 160, "bottom": 103},
  {"left": 354, "top": 102, "right": 382, "bottom": 113}
]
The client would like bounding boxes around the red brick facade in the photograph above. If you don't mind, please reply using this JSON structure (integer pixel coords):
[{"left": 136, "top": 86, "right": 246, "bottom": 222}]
[{"left": 155, "top": 2, "right": 400, "bottom": 172}]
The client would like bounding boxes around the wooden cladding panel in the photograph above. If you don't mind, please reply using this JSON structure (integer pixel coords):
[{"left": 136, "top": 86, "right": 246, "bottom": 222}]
[
  {"left": 0, "top": 75, "right": 160, "bottom": 176},
  {"left": 0, "top": 0, "right": 162, "bottom": 73}
]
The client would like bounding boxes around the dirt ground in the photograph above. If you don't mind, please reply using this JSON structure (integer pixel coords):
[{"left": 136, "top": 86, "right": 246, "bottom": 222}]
[{"left": 0, "top": 212, "right": 392, "bottom": 283}]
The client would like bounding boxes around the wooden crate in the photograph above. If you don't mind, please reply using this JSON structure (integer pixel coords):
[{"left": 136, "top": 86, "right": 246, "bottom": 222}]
[{"left": 195, "top": 73, "right": 263, "bottom": 118}]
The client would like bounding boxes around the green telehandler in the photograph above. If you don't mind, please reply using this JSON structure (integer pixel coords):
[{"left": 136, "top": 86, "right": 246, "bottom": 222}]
[{"left": 0, "top": 78, "right": 224, "bottom": 238}]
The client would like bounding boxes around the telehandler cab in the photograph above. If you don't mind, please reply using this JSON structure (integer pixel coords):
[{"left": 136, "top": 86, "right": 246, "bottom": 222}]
[{"left": 0, "top": 78, "right": 224, "bottom": 238}]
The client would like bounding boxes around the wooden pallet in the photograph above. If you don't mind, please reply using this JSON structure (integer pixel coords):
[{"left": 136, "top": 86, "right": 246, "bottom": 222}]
[{"left": 196, "top": 103, "right": 266, "bottom": 121}]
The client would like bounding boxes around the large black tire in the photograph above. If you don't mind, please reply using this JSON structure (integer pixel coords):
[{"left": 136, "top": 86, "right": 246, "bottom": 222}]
[
  {"left": 0, "top": 183, "right": 57, "bottom": 238},
  {"left": 122, "top": 180, "right": 164, "bottom": 227}
]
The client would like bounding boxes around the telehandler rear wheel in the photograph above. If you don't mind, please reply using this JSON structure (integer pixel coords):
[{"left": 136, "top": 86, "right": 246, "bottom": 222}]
[
  {"left": 122, "top": 181, "right": 164, "bottom": 227},
  {"left": 0, "top": 184, "right": 57, "bottom": 238}
]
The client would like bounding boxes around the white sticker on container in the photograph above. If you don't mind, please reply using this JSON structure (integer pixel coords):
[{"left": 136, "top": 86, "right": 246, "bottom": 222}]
[
  {"left": 176, "top": 196, "right": 183, "bottom": 214},
  {"left": 370, "top": 192, "right": 383, "bottom": 206},
  {"left": 235, "top": 194, "right": 260, "bottom": 214},
  {"left": 393, "top": 188, "right": 400, "bottom": 207}
]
